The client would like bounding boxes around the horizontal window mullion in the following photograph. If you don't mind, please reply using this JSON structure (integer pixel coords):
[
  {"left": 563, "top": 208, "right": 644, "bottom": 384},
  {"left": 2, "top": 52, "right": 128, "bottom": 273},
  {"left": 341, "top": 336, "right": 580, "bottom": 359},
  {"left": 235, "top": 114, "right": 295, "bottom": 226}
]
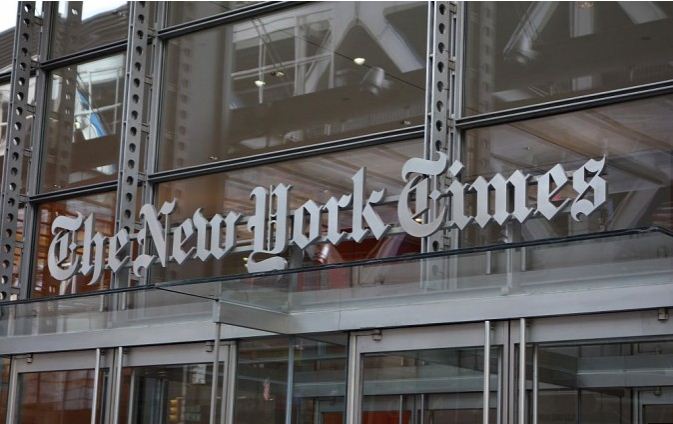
[
  {"left": 147, "top": 125, "right": 424, "bottom": 184},
  {"left": 157, "top": 1, "right": 304, "bottom": 39},
  {"left": 457, "top": 79, "right": 673, "bottom": 130},
  {"left": 28, "top": 181, "right": 119, "bottom": 203},
  {"left": 39, "top": 40, "right": 127, "bottom": 71}
]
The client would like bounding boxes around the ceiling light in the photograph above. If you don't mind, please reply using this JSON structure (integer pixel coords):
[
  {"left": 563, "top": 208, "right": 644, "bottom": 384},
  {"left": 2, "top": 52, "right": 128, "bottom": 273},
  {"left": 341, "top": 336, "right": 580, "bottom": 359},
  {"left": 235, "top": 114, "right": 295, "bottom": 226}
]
[
  {"left": 353, "top": 57, "right": 366, "bottom": 66},
  {"left": 254, "top": 80, "right": 266, "bottom": 87}
]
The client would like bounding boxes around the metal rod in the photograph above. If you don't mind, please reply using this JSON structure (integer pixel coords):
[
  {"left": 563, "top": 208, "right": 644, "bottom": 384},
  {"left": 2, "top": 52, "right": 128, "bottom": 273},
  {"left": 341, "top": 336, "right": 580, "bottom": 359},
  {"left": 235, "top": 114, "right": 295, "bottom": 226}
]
[
  {"left": 420, "top": 393, "right": 425, "bottom": 424},
  {"left": 111, "top": 346, "right": 124, "bottom": 424},
  {"left": 6, "top": 357, "right": 19, "bottom": 424},
  {"left": 532, "top": 344, "right": 538, "bottom": 424},
  {"left": 224, "top": 345, "right": 238, "bottom": 424},
  {"left": 285, "top": 337, "right": 295, "bottom": 424},
  {"left": 398, "top": 395, "right": 403, "bottom": 424},
  {"left": 519, "top": 318, "right": 526, "bottom": 424},
  {"left": 483, "top": 320, "right": 491, "bottom": 424},
  {"left": 126, "top": 368, "right": 137, "bottom": 424},
  {"left": 496, "top": 344, "right": 502, "bottom": 424},
  {"left": 219, "top": 343, "right": 229, "bottom": 424},
  {"left": 345, "top": 333, "right": 360, "bottom": 424},
  {"left": 90, "top": 348, "right": 101, "bottom": 424},
  {"left": 209, "top": 323, "right": 222, "bottom": 424}
]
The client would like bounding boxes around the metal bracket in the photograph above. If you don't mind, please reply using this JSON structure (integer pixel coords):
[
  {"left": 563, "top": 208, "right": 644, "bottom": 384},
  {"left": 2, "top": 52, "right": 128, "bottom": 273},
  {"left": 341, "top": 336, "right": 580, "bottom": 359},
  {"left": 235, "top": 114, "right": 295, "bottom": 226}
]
[{"left": 0, "top": 2, "right": 39, "bottom": 299}]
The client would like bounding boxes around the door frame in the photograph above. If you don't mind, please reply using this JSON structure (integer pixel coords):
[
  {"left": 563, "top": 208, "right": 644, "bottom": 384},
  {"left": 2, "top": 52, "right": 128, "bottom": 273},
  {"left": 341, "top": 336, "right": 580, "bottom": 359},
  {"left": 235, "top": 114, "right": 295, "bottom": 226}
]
[
  {"left": 7, "top": 349, "right": 110, "bottom": 424},
  {"left": 118, "top": 341, "right": 233, "bottom": 424},
  {"left": 511, "top": 310, "right": 673, "bottom": 424},
  {"left": 6, "top": 341, "right": 235, "bottom": 424},
  {"left": 346, "top": 321, "right": 508, "bottom": 424}
]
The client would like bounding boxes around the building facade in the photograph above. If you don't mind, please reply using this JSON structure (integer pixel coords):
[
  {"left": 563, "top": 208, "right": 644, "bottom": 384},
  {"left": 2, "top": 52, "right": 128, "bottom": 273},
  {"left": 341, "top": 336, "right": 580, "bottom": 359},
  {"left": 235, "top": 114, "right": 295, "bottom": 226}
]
[{"left": 0, "top": 1, "right": 672, "bottom": 423}]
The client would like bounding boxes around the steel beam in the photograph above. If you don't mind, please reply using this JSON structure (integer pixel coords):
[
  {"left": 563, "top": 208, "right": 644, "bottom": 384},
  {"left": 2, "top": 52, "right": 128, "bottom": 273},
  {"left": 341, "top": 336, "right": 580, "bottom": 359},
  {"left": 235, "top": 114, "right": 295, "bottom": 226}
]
[
  {"left": 0, "top": 2, "right": 38, "bottom": 300},
  {"left": 114, "top": 1, "right": 152, "bottom": 288},
  {"left": 425, "top": 1, "right": 452, "bottom": 255}
]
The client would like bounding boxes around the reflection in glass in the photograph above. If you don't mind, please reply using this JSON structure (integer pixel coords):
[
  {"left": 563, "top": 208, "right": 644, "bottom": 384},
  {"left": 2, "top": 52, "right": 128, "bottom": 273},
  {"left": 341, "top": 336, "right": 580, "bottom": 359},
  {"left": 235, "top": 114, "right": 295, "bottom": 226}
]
[
  {"left": 159, "top": 2, "right": 426, "bottom": 170},
  {"left": 16, "top": 369, "right": 107, "bottom": 424},
  {"left": 465, "top": 2, "right": 673, "bottom": 114},
  {"left": 49, "top": 1, "right": 129, "bottom": 58},
  {"left": 235, "top": 337, "right": 289, "bottom": 424},
  {"left": 120, "top": 363, "right": 221, "bottom": 424},
  {"left": 167, "top": 1, "right": 260, "bottom": 26},
  {"left": 31, "top": 192, "right": 116, "bottom": 298},
  {"left": 235, "top": 336, "right": 347, "bottom": 424},
  {"left": 1, "top": 79, "right": 35, "bottom": 194},
  {"left": 524, "top": 340, "right": 673, "bottom": 424},
  {"left": 361, "top": 347, "right": 498, "bottom": 424},
  {"left": 292, "top": 336, "right": 348, "bottom": 424},
  {"left": 0, "top": 9, "right": 15, "bottom": 74},
  {"left": 40, "top": 54, "right": 125, "bottom": 192},
  {"left": 0, "top": 82, "right": 10, "bottom": 149},
  {"left": 461, "top": 94, "right": 673, "bottom": 248},
  {"left": 152, "top": 139, "right": 422, "bottom": 282}
]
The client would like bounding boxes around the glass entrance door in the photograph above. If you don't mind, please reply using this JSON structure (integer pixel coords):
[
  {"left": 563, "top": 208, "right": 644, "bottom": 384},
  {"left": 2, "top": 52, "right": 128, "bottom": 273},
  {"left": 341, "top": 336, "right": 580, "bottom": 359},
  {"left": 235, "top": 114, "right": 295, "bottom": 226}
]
[
  {"left": 119, "top": 343, "right": 230, "bottom": 424},
  {"left": 349, "top": 322, "right": 504, "bottom": 424},
  {"left": 518, "top": 312, "right": 673, "bottom": 424},
  {"left": 8, "top": 350, "right": 109, "bottom": 424},
  {"left": 7, "top": 342, "right": 230, "bottom": 424}
]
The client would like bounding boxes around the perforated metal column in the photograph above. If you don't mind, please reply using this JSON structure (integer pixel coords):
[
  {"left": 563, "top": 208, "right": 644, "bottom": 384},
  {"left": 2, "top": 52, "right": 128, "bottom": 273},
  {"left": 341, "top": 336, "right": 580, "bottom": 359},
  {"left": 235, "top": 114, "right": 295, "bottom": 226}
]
[
  {"left": 425, "top": 1, "right": 453, "bottom": 254},
  {"left": 0, "top": 2, "right": 39, "bottom": 300},
  {"left": 114, "top": 1, "right": 151, "bottom": 287}
]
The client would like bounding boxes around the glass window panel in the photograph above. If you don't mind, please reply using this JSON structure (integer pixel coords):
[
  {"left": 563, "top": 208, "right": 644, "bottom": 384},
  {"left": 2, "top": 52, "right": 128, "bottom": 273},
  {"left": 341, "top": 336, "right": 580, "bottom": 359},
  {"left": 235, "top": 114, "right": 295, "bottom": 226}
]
[
  {"left": 523, "top": 340, "right": 673, "bottom": 424},
  {"left": 49, "top": 1, "right": 129, "bottom": 58},
  {"left": 166, "top": 1, "right": 260, "bottom": 26},
  {"left": 159, "top": 1, "right": 427, "bottom": 171},
  {"left": 235, "top": 337, "right": 289, "bottom": 424},
  {"left": 361, "top": 347, "right": 499, "bottom": 424},
  {"left": 292, "top": 336, "right": 348, "bottom": 424},
  {"left": 0, "top": 5, "right": 15, "bottom": 74},
  {"left": 40, "top": 54, "right": 125, "bottom": 192},
  {"left": 32, "top": 191, "right": 116, "bottom": 298},
  {"left": 0, "top": 82, "right": 11, "bottom": 167},
  {"left": 16, "top": 369, "right": 107, "bottom": 424},
  {"left": 1, "top": 77, "right": 36, "bottom": 196},
  {"left": 460, "top": 94, "right": 673, "bottom": 248},
  {"left": 152, "top": 139, "right": 422, "bottom": 282},
  {"left": 465, "top": 2, "right": 673, "bottom": 115}
]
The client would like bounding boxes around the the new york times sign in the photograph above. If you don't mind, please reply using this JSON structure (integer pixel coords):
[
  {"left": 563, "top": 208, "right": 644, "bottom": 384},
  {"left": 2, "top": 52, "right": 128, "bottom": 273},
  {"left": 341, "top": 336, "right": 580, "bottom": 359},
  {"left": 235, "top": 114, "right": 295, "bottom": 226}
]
[{"left": 48, "top": 154, "right": 606, "bottom": 284}]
